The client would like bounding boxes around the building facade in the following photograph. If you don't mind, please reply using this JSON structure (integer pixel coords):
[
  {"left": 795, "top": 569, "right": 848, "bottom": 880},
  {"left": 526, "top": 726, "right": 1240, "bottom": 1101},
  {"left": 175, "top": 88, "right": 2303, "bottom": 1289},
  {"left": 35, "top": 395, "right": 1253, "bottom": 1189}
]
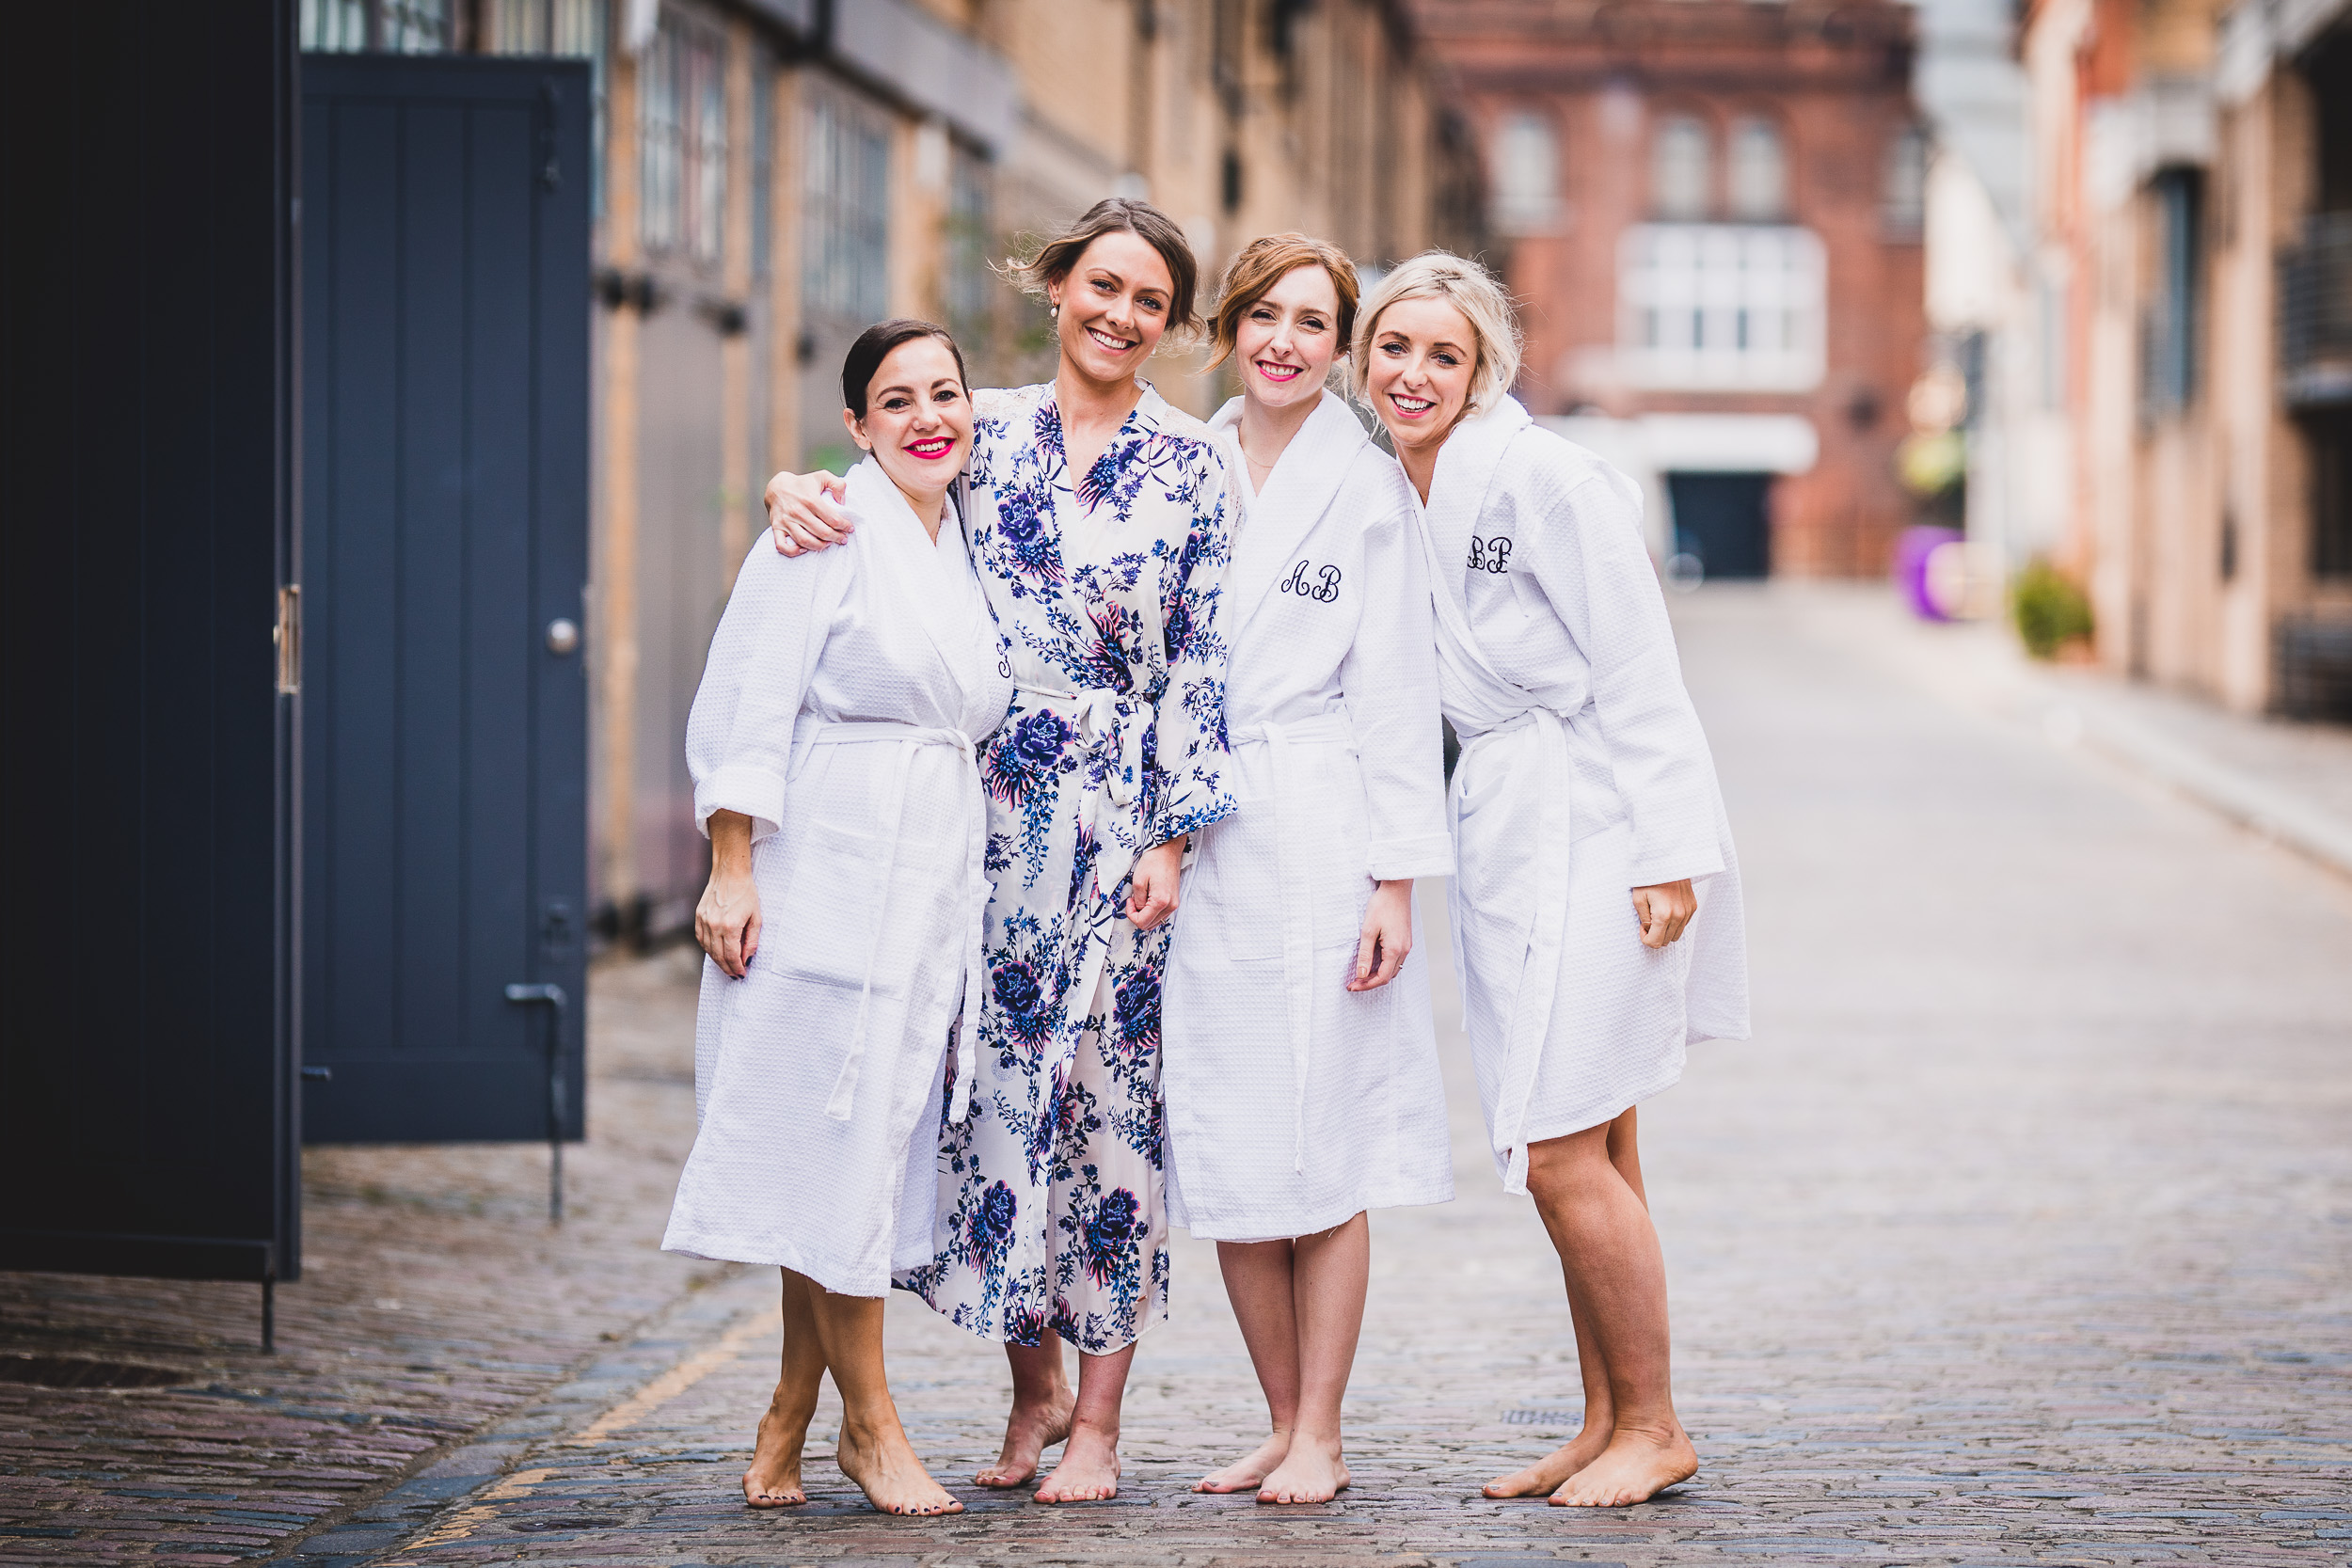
[
  {"left": 2006, "top": 0, "right": 2352, "bottom": 712},
  {"left": 1414, "top": 0, "right": 1929, "bottom": 579},
  {"left": 299, "top": 0, "right": 1477, "bottom": 942}
]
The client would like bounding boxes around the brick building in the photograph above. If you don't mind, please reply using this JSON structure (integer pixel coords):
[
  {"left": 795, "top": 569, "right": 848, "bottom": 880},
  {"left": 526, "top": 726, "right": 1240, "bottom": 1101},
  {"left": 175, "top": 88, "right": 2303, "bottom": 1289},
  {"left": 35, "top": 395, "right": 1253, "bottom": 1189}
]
[
  {"left": 1415, "top": 0, "right": 1931, "bottom": 578},
  {"left": 299, "top": 0, "right": 1478, "bottom": 942}
]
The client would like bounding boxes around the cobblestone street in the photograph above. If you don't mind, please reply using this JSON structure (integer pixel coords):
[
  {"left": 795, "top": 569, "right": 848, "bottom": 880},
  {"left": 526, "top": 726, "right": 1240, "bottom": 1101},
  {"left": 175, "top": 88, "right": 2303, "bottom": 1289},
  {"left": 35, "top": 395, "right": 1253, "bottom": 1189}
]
[{"left": 7, "top": 587, "right": 2349, "bottom": 1566}]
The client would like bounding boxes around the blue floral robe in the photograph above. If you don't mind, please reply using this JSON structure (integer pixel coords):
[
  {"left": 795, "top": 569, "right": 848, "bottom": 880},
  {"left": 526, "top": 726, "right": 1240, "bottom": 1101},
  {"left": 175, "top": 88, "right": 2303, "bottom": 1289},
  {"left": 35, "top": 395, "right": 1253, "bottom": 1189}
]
[{"left": 897, "top": 382, "right": 1237, "bottom": 1353}]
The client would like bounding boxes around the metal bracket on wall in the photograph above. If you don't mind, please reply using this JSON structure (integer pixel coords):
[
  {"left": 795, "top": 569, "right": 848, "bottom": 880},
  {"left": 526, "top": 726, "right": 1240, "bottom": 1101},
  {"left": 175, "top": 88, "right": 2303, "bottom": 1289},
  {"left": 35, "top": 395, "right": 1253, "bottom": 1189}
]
[{"left": 503, "top": 983, "right": 570, "bottom": 1222}]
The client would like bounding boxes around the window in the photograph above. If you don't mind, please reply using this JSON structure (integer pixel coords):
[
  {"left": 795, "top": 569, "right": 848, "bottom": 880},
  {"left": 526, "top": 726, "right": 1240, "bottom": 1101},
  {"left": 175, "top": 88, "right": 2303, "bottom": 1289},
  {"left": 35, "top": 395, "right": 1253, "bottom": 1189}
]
[
  {"left": 1491, "top": 110, "right": 1561, "bottom": 234},
  {"left": 1883, "top": 124, "right": 1929, "bottom": 237},
  {"left": 1727, "top": 117, "right": 1787, "bottom": 221},
  {"left": 1653, "top": 115, "right": 1711, "bottom": 221},
  {"left": 2141, "top": 167, "right": 2203, "bottom": 419},
  {"left": 946, "top": 149, "right": 995, "bottom": 343},
  {"left": 1617, "top": 223, "right": 1826, "bottom": 390},
  {"left": 300, "top": 0, "right": 447, "bottom": 50},
  {"left": 751, "top": 63, "right": 774, "bottom": 281},
  {"left": 301, "top": 0, "right": 369, "bottom": 49},
  {"left": 804, "top": 87, "right": 892, "bottom": 325},
  {"left": 640, "top": 17, "right": 726, "bottom": 264}
]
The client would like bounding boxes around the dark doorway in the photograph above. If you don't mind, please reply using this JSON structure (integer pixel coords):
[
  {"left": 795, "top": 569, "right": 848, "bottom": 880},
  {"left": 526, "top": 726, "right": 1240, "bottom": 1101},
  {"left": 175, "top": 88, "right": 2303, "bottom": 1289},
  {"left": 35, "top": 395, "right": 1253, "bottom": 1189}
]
[
  {"left": 1666, "top": 471, "right": 1774, "bottom": 580},
  {"left": 1, "top": 0, "right": 301, "bottom": 1289},
  {"left": 299, "top": 55, "right": 591, "bottom": 1143}
]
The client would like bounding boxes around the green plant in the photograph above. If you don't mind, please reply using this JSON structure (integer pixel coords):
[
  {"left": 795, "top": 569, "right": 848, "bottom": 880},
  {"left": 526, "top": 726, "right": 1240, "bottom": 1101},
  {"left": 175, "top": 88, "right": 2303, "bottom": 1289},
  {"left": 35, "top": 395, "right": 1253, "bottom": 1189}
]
[{"left": 2010, "top": 557, "right": 2094, "bottom": 658}]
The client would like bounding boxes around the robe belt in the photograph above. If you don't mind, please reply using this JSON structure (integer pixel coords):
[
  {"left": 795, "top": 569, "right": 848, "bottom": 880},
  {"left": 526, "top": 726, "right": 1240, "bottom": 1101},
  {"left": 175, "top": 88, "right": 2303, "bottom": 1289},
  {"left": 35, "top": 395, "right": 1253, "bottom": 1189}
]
[
  {"left": 1010, "top": 679, "right": 1155, "bottom": 1039},
  {"left": 1449, "top": 705, "right": 1576, "bottom": 1196},
  {"left": 1232, "top": 712, "right": 1357, "bottom": 1177},
  {"left": 803, "top": 720, "right": 993, "bottom": 1126}
]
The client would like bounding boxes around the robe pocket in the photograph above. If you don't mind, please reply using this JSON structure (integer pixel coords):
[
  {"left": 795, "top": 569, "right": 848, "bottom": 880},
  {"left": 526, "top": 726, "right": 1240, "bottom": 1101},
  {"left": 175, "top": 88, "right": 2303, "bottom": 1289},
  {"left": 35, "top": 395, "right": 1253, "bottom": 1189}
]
[{"left": 769, "top": 819, "right": 903, "bottom": 994}]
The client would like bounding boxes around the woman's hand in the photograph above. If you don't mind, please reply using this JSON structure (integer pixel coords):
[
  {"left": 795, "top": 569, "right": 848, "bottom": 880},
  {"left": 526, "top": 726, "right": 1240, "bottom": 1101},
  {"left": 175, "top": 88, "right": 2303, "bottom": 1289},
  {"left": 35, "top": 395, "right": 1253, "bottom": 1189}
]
[
  {"left": 1125, "top": 838, "right": 1186, "bottom": 930},
  {"left": 695, "top": 811, "right": 762, "bottom": 977},
  {"left": 1631, "top": 879, "right": 1696, "bottom": 948},
  {"left": 1347, "top": 879, "right": 1415, "bottom": 991},
  {"left": 763, "top": 469, "right": 853, "bottom": 555}
]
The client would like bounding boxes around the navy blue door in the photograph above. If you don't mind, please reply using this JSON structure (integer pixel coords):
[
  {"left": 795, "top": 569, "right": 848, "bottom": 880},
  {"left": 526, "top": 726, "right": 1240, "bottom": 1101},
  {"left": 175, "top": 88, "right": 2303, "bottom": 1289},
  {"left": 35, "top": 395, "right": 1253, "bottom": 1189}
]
[
  {"left": 1666, "top": 471, "right": 1774, "bottom": 581},
  {"left": 0, "top": 0, "right": 301, "bottom": 1286},
  {"left": 299, "top": 55, "right": 591, "bottom": 1143}
]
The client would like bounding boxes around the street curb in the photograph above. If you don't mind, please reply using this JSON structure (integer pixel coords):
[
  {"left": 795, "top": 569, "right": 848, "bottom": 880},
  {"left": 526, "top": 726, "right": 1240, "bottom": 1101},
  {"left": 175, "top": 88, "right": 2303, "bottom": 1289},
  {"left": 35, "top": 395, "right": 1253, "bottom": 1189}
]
[
  {"left": 2053, "top": 692, "right": 2352, "bottom": 882},
  {"left": 267, "top": 1264, "right": 767, "bottom": 1566}
]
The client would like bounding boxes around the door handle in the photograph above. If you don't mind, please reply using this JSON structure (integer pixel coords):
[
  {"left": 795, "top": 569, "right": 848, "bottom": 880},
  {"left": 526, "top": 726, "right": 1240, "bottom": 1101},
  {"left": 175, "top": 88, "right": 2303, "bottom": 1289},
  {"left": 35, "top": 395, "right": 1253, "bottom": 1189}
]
[{"left": 546, "top": 617, "right": 580, "bottom": 656}]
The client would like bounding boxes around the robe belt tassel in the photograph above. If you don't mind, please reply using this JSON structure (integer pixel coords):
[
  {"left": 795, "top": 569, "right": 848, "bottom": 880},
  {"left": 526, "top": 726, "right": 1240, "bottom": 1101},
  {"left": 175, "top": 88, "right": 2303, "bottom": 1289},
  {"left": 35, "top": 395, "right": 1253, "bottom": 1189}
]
[
  {"left": 1449, "top": 706, "right": 1575, "bottom": 1195},
  {"left": 1233, "top": 712, "right": 1357, "bottom": 1176},
  {"left": 803, "top": 721, "right": 990, "bottom": 1124},
  {"left": 1011, "top": 680, "right": 1155, "bottom": 1045}
]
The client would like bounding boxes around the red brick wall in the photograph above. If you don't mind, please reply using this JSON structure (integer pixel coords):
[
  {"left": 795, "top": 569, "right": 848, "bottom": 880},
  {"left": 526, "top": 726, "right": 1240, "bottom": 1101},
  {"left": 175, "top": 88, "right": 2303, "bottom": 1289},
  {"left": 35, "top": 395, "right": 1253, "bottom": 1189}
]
[{"left": 1415, "top": 0, "right": 1930, "bottom": 577}]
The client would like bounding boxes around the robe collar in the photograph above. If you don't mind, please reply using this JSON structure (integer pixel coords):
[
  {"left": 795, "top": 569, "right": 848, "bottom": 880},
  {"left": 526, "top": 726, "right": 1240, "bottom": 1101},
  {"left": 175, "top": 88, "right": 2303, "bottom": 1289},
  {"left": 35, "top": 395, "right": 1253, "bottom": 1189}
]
[
  {"left": 847, "top": 457, "right": 986, "bottom": 706},
  {"left": 1421, "top": 393, "right": 1534, "bottom": 618},
  {"left": 1208, "top": 388, "right": 1370, "bottom": 639}
]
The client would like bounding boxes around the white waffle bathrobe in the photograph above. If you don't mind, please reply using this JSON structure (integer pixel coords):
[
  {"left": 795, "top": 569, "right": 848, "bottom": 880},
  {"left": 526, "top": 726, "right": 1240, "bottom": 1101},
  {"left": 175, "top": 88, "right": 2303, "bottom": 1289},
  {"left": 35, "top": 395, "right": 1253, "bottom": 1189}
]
[
  {"left": 1416, "top": 398, "right": 1749, "bottom": 1195},
  {"left": 662, "top": 459, "right": 1013, "bottom": 1296},
  {"left": 1163, "top": 391, "right": 1457, "bottom": 1242}
]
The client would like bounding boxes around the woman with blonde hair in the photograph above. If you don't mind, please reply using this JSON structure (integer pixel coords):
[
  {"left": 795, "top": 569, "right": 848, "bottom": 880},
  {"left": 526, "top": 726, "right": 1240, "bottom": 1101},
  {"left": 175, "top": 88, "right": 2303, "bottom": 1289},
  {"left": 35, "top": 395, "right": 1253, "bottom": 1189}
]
[
  {"left": 1160, "top": 232, "right": 1454, "bottom": 1505},
  {"left": 1354, "top": 251, "right": 1749, "bottom": 1508},
  {"left": 759, "top": 198, "right": 1238, "bottom": 1504}
]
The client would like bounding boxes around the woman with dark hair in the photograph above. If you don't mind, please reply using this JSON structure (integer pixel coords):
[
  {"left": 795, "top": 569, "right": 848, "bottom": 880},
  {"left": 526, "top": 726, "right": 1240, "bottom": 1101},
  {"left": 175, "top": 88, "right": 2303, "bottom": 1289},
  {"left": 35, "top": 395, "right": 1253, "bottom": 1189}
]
[
  {"left": 664, "top": 319, "right": 1009, "bottom": 1517},
  {"left": 1162, "top": 233, "right": 1454, "bottom": 1505},
  {"left": 763, "top": 198, "right": 1237, "bottom": 1504}
]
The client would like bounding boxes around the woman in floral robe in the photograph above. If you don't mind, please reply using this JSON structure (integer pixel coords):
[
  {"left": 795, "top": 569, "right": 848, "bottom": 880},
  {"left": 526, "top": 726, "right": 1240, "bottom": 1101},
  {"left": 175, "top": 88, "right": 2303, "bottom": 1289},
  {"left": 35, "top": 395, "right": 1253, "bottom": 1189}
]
[{"left": 764, "top": 199, "right": 1236, "bottom": 1503}]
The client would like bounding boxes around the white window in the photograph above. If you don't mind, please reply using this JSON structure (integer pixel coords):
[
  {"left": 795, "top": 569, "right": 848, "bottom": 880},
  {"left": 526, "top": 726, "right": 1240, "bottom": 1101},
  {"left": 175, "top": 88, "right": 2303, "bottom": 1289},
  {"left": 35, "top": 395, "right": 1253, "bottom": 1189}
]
[
  {"left": 1653, "top": 115, "right": 1711, "bottom": 221},
  {"left": 1727, "top": 117, "right": 1788, "bottom": 221},
  {"left": 1491, "top": 110, "right": 1562, "bottom": 234},
  {"left": 1617, "top": 224, "right": 1826, "bottom": 391},
  {"left": 804, "top": 87, "right": 893, "bottom": 325},
  {"left": 1883, "top": 124, "right": 1929, "bottom": 237},
  {"left": 640, "top": 17, "right": 727, "bottom": 264}
]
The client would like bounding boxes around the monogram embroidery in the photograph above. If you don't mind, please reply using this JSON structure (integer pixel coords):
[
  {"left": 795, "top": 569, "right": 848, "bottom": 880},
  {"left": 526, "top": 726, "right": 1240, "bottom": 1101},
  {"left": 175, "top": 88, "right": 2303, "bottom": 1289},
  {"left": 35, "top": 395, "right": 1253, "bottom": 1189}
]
[
  {"left": 1468, "top": 534, "right": 1514, "bottom": 574},
  {"left": 1279, "top": 559, "right": 1343, "bottom": 603}
]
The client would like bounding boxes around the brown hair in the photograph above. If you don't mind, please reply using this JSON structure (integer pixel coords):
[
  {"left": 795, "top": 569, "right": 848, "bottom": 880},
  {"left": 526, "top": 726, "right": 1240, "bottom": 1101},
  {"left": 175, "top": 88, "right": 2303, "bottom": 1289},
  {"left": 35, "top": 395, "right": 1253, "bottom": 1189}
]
[
  {"left": 1011, "top": 198, "right": 1201, "bottom": 340},
  {"left": 1207, "top": 233, "right": 1360, "bottom": 370},
  {"left": 841, "top": 318, "right": 967, "bottom": 417}
]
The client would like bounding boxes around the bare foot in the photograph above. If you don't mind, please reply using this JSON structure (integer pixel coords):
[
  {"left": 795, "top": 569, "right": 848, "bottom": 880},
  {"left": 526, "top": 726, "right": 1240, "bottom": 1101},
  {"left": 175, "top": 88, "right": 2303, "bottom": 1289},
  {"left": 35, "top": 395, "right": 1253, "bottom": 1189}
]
[
  {"left": 835, "top": 1418, "right": 964, "bottom": 1516},
  {"left": 1033, "top": 1420, "right": 1120, "bottom": 1503},
  {"left": 1256, "top": 1433, "right": 1350, "bottom": 1505},
  {"left": 741, "top": 1406, "right": 809, "bottom": 1507},
  {"left": 1482, "top": 1420, "right": 1611, "bottom": 1499},
  {"left": 1549, "top": 1424, "right": 1697, "bottom": 1508},
  {"left": 975, "top": 1387, "right": 1074, "bottom": 1488},
  {"left": 1194, "top": 1433, "right": 1289, "bottom": 1494}
]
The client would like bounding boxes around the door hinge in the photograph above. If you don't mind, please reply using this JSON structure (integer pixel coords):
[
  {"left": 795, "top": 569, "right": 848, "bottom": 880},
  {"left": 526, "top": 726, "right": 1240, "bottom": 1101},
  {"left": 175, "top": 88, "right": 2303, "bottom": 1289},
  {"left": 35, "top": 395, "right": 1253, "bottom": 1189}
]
[{"left": 273, "top": 584, "right": 301, "bottom": 695}]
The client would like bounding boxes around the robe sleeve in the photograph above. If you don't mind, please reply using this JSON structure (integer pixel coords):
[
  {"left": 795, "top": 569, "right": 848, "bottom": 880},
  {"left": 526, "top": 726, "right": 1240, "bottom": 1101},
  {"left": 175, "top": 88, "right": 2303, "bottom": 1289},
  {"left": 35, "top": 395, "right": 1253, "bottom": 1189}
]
[
  {"left": 1339, "top": 471, "right": 1454, "bottom": 880},
  {"left": 684, "top": 536, "right": 847, "bottom": 843},
  {"left": 1520, "top": 457, "right": 1728, "bottom": 889},
  {"left": 1147, "top": 438, "right": 1241, "bottom": 847}
]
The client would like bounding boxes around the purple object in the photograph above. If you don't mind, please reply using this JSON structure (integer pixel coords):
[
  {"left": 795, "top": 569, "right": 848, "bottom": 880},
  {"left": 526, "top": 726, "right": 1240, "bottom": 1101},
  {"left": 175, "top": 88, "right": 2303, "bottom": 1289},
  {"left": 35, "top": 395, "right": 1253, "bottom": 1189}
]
[{"left": 1895, "top": 525, "right": 1963, "bottom": 622}]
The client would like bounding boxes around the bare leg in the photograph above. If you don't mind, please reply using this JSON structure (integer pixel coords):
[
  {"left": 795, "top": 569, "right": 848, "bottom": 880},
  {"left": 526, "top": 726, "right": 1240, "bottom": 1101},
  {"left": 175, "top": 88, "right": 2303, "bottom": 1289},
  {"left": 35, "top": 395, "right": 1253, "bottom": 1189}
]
[
  {"left": 1255, "top": 1212, "right": 1366, "bottom": 1505},
  {"left": 743, "top": 1270, "right": 827, "bottom": 1506},
  {"left": 1509, "top": 1116, "right": 1697, "bottom": 1508},
  {"left": 976, "top": 1336, "right": 1075, "bottom": 1486},
  {"left": 797, "top": 1275, "right": 961, "bottom": 1515},
  {"left": 1196, "top": 1239, "right": 1302, "bottom": 1492},
  {"left": 1034, "top": 1342, "right": 1135, "bottom": 1502},
  {"left": 1485, "top": 1107, "right": 1645, "bottom": 1497}
]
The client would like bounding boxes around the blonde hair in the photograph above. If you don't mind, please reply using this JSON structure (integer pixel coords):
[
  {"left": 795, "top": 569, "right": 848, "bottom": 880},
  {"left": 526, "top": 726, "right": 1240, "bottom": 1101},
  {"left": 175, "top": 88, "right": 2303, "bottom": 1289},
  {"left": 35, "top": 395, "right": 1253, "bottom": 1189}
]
[
  {"left": 1348, "top": 250, "right": 1522, "bottom": 416},
  {"left": 1206, "top": 233, "right": 1360, "bottom": 371}
]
